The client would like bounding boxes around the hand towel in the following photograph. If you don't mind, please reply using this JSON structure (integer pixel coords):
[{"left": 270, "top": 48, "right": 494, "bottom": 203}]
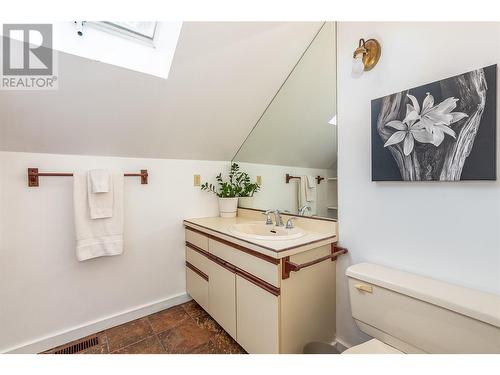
[
  {"left": 74, "top": 172, "right": 124, "bottom": 261},
  {"left": 87, "top": 170, "right": 113, "bottom": 219},
  {"left": 305, "top": 175, "right": 317, "bottom": 202},
  {"left": 89, "top": 169, "right": 110, "bottom": 193},
  {"left": 298, "top": 176, "right": 317, "bottom": 216}
]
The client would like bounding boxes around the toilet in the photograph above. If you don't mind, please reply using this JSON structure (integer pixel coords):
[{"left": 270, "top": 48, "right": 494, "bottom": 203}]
[{"left": 344, "top": 263, "right": 500, "bottom": 354}]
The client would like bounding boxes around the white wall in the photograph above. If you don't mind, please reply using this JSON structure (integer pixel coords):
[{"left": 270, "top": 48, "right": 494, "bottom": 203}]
[
  {"left": 0, "top": 151, "right": 228, "bottom": 352},
  {"left": 336, "top": 22, "right": 500, "bottom": 347},
  {"left": 237, "top": 162, "right": 336, "bottom": 218}
]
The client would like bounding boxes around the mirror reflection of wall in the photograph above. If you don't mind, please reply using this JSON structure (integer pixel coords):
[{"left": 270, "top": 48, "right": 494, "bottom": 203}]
[{"left": 233, "top": 22, "right": 337, "bottom": 220}]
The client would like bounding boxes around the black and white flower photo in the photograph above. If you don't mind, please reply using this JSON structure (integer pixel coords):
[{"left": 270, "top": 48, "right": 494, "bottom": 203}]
[{"left": 371, "top": 65, "right": 497, "bottom": 181}]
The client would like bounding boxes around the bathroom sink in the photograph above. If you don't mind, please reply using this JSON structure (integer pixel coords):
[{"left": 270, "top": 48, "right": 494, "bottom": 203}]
[{"left": 229, "top": 222, "right": 305, "bottom": 241}]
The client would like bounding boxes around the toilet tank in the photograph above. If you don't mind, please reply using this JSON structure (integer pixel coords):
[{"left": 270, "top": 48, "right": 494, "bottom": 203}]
[{"left": 346, "top": 263, "right": 500, "bottom": 353}]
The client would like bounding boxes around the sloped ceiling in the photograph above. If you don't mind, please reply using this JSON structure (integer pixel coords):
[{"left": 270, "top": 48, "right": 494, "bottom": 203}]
[{"left": 0, "top": 22, "right": 322, "bottom": 161}]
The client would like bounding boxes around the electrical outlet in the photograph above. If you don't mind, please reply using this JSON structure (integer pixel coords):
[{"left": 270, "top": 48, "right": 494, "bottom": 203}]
[
  {"left": 193, "top": 174, "right": 201, "bottom": 186},
  {"left": 256, "top": 176, "right": 262, "bottom": 185}
]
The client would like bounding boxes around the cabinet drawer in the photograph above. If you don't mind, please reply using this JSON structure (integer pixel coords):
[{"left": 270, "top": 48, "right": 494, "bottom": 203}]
[
  {"left": 185, "top": 228, "right": 209, "bottom": 251},
  {"left": 236, "top": 275, "right": 279, "bottom": 353},
  {"left": 209, "top": 238, "right": 279, "bottom": 287},
  {"left": 186, "top": 267, "right": 208, "bottom": 311},
  {"left": 186, "top": 245, "right": 210, "bottom": 275}
]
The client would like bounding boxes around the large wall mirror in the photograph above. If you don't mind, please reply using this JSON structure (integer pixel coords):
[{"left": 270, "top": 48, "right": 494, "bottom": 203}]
[{"left": 232, "top": 22, "right": 337, "bottom": 220}]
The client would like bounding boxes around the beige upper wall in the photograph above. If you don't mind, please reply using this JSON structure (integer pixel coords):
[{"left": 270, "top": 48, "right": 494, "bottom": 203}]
[
  {"left": 336, "top": 22, "right": 500, "bottom": 347},
  {"left": 0, "top": 22, "right": 321, "bottom": 160}
]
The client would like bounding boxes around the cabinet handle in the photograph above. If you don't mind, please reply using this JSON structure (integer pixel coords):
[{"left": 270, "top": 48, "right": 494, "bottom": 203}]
[{"left": 282, "top": 245, "right": 348, "bottom": 279}]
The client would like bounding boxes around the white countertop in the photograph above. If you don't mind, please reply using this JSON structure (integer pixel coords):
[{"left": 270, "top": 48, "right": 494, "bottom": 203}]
[{"left": 184, "top": 211, "right": 337, "bottom": 258}]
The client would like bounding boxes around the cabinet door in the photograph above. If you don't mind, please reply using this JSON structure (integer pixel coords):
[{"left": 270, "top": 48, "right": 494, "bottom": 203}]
[
  {"left": 186, "top": 267, "right": 209, "bottom": 311},
  {"left": 208, "top": 261, "right": 237, "bottom": 339},
  {"left": 236, "top": 275, "right": 279, "bottom": 353}
]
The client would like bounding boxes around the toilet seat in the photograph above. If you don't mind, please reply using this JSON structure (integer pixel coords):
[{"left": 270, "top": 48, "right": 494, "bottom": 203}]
[{"left": 342, "top": 339, "right": 403, "bottom": 354}]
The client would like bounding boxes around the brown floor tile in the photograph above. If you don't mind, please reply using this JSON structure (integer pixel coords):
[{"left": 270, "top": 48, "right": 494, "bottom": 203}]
[
  {"left": 106, "top": 317, "right": 154, "bottom": 352},
  {"left": 43, "top": 302, "right": 246, "bottom": 355},
  {"left": 158, "top": 318, "right": 214, "bottom": 354},
  {"left": 208, "top": 331, "right": 246, "bottom": 354},
  {"left": 113, "top": 335, "right": 166, "bottom": 354},
  {"left": 190, "top": 332, "right": 246, "bottom": 354},
  {"left": 181, "top": 300, "right": 207, "bottom": 318},
  {"left": 148, "top": 306, "right": 190, "bottom": 334},
  {"left": 193, "top": 311, "right": 224, "bottom": 334},
  {"left": 189, "top": 342, "right": 213, "bottom": 354}
]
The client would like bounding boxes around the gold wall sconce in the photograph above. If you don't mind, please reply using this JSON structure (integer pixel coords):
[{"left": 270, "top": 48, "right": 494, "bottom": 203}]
[{"left": 351, "top": 38, "right": 381, "bottom": 78}]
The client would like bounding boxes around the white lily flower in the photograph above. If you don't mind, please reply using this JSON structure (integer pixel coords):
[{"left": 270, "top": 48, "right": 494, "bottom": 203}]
[
  {"left": 384, "top": 92, "right": 468, "bottom": 155},
  {"left": 384, "top": 114, "right": 434, "bottom": 156},
  {"left": 407, "top": 93, "right": 468, "bottom": 146}
]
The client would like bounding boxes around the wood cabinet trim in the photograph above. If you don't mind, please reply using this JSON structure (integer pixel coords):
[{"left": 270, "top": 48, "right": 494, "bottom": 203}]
[
  {"left": 185, "top": 226, "right": 280, "bottom": 264},
  {"left": 210, "top": 235, "right": 280, "bottom": 265},
  {"left": 186, "top": 261, "right": 209, "bottom": 282},
  {"left": 236, "top": 268, "right": 280, "bottom": 297},
  {"left": 186, "top": 241, "right": 280, "bottom": 296},
  {"left": 186, "top": 241, "right": 210, "bottom": 257}
]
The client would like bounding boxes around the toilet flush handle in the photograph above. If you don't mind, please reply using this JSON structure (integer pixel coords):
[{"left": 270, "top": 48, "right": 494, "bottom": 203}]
[{"left": 355, "top": 284, "right": 373, "bottom": 293}]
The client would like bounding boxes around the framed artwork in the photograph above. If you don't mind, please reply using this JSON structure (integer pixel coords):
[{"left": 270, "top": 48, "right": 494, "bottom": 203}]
[{"left": 371, "top": 65, "right": 497, "bottom": 181}]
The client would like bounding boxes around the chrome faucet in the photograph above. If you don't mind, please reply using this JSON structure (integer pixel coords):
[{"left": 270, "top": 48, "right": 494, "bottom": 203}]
[
  {"left": 285, "top": 217, "right": 297, "bottom": 229},
  {"left": 262, "top": 210, "right": 273, "bottom": 225},
  {"left": 273, "top": 209, "right": 284, "bottom": 227},
  {"left": 298, "top": 205, "right": 311, "bottom": 216}
]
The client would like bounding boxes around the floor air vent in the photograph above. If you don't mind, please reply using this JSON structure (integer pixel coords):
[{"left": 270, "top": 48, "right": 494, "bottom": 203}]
[{"left": 53, "top": 336, "right": 99, "bottom": 354}]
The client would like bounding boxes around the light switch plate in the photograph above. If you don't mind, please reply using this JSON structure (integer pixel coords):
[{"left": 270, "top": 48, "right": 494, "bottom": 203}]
[
  {"left": 193, "top": 174, "right": 201, "bottom": 186},
  {"left": 256, "top": 176, "right": 262, "bottom": 185}
]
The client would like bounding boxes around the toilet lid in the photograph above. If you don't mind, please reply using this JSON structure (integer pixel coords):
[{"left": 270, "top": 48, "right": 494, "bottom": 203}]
[{"left": 342, "top": 339, "right": 403, "bottom": 354}]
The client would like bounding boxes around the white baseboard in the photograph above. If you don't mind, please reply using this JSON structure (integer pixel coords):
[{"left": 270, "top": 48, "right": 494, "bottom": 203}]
[{"left": 3, "top": 292, "right": 191, "bottom": 354}]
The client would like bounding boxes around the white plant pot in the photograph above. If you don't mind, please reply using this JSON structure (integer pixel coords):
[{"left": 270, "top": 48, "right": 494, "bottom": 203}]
[
  {"left": 218, "top": 197, "right": 238, "bottom": 218},
  {"left": 238, "top": 196, "right": 255, "bottom": 209}
]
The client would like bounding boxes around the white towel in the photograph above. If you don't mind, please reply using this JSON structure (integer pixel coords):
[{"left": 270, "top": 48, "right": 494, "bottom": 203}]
[
  {"left": 87, "top": 171, "right": 113, "bottom": 219},
  {"left": 89, "top": 169, "right": 110, "bottom": 193},
  {"left": 305, "top": 175, "right": 317, "bottom": 202},
  {"left": 73, "top": 172, "right": 124, "bottom": 261},
  {"left": 298, "top": 176, "right": 317, "bottom": 216}
]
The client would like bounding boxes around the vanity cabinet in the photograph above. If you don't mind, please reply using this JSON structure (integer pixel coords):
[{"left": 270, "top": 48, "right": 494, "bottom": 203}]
[
  {"left": 236, "top": 274, "right": 280, "bottom": 353},
  {"left": 207, "top": 259, "right": 237, "bottom": 339},
  {"left": 185, "top": 266, "right": 209, "bottom": 311},
  {"left": 184, "top": 224, "right": 343, "bottom": 354}
]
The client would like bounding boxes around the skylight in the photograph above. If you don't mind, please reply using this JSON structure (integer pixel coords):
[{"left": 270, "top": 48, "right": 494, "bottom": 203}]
[
  {"left": 87, "top": 22, "right": 159, "bottom": 46},
  {"left": 104, "top": 22, "right": 157, "bottom": 39},
  {"left": 52, "top": 22, "right": 182, "bottom": 79}
]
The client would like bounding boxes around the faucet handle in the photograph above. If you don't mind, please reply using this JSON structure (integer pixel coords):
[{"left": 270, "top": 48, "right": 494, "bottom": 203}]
[
  {"left": 285, "top": 217, "right": 297, "bottom": 229},
  {"left": 262, "top": 210, "right": 273, "bottom": 225}
]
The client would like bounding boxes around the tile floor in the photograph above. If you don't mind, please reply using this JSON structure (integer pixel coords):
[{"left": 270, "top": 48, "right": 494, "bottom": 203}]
[{"left": 43, "top": 300, "right": 246, "bottom": 354}]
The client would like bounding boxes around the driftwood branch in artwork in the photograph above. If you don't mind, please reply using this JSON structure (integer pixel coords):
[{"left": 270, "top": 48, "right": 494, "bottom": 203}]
[{"left": 376, "top": 69, "right": 487, "bottom": 181}]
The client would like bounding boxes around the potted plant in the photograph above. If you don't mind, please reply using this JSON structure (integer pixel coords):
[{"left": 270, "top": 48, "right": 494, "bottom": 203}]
[
  {"left": 237, "top": 172, "right": 261, "bottom": 209},
  {"left": 201, "top": 163, "right": 242, "bottom": 218}
]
